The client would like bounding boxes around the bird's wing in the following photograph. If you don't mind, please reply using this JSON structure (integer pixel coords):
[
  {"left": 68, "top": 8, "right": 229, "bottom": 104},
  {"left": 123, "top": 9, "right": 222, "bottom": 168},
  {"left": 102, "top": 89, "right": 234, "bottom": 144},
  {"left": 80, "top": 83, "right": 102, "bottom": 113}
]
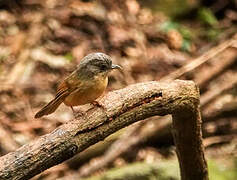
[
  {"left": 56, "top": 71, "right": 80, "bottom": 96},
  {"left": 34, "top": 72, "right": 79, "bottom": 118}
]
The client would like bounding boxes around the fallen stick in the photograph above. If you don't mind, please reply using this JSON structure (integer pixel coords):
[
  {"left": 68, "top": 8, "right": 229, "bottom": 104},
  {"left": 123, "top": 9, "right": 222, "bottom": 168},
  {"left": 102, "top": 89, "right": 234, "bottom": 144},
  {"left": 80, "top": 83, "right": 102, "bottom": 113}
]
[
  {"left": 160, "top": 37, "right": 236, "bottom": 81},
  {"left": 0, "top": 80, "right": 208, "bottom": 180},
  {"left": 195, "top": 48, "right": 237, "bottom": 89},
  {"left": 200, "top": 71, "right": 237, "bottom": 107}
]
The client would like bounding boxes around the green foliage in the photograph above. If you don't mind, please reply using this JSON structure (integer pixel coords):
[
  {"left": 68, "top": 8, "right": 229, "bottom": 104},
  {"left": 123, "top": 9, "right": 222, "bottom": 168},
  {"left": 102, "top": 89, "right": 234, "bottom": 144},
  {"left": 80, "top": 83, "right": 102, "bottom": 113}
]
[
  {"left": 206, "top": 28, "right": 221, "bottom": 41},
  {"left": 83, "top": 162, "right": 180, "bottom": 180},
  {"left": 139, "top": 0, "right": 198, "bottom": 17},
  {"left": 208, "top": 159, "right": 237, "bottom": 180},
  {"left": 181, "top": 39, "right": 192, "bottom": 52},
  {"left": 160, "top": 20, "right": 193, "bottom": 52},
  {"left": 198, "top": 8, "right": 218, "bottom": 27},
  {"left": 197, "top": 8, "right": 221, "bottom": 41},
  {"left": 64, "top": 52, "right": 74, "bottom": 62},
  {"left": 160, "top": 21, "right": 179, "bottom": 33},
  {"left": 160, "top": 20, "right": 193, "bottom": 40},
  {"left": 81, "top": 158, "right": 237, "bottom": 180}
]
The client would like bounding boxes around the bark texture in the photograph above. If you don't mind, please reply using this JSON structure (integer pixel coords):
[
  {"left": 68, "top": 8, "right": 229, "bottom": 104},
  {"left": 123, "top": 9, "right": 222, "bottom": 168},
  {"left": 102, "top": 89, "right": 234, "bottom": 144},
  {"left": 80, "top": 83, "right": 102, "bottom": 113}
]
[{"left": 0, "top": 80, "right": 208, "bottom": 180}]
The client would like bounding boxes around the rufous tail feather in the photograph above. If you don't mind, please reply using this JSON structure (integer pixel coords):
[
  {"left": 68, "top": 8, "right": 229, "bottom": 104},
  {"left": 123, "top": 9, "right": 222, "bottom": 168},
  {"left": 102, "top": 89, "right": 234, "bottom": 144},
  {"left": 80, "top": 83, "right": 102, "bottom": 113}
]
[{"left": 34, "top": 92, "right": 68, "bottom": 118}]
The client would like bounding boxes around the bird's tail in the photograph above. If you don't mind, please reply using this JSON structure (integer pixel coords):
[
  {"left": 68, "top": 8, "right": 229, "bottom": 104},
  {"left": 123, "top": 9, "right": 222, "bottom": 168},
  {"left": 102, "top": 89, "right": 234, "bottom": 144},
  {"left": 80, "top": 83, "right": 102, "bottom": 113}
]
[{"left": 34, "top": 92, "right": 68, "bottom": 118}]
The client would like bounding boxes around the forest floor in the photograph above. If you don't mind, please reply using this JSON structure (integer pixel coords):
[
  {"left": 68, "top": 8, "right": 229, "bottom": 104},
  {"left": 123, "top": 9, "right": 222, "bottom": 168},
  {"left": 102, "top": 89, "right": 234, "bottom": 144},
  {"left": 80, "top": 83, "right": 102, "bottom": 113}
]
[{"left": 0, "top": 0, "right": 237, "bottom": 179}]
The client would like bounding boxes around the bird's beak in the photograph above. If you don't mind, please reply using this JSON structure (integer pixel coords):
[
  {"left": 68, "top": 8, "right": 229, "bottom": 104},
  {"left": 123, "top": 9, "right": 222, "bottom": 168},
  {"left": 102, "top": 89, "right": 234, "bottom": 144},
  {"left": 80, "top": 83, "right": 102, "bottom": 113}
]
[{"left": 111, "top": 64, "right": 122, "bottom": 70}]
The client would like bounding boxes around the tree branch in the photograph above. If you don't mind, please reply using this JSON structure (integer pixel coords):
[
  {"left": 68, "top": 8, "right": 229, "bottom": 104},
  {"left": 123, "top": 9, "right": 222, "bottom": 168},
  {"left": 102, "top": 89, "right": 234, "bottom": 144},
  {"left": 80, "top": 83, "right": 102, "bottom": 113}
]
[{"left": 0, "top": 80, "right": 208, "bottom": 180}]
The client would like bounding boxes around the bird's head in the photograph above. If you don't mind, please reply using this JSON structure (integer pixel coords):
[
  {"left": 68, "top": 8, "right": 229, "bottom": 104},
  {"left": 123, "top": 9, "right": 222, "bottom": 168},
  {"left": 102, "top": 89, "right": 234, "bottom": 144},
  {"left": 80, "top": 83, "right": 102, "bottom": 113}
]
[{"left": 79, "top": 53, "right": 121, "bottom": 77}]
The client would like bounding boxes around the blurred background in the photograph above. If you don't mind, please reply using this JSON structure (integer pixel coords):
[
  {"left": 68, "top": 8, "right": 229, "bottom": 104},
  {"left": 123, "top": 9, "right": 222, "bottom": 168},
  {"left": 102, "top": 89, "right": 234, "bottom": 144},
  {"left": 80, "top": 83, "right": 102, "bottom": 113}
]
[{"left": 0, "top": 0, "right": 237, "bottom": 179}]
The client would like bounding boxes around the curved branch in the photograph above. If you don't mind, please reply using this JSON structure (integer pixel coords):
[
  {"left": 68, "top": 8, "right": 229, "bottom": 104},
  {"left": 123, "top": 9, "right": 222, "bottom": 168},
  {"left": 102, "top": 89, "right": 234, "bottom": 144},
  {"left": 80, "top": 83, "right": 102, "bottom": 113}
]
[{"left": 0, "top": 80, "right": 208, "bottom": 180}]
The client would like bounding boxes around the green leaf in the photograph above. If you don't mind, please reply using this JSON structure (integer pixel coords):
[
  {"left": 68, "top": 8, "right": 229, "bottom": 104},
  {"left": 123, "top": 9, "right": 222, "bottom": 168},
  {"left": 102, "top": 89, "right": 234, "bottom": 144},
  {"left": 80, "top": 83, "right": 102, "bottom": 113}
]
[
  {"left": 181, "top": 39, "right": 191, "bottom": 52},
  {"left": 198, "top": 8, "right": 218, "bottom": 27},
  {"left": 160, "top": 20, "right": 179, "bottom": 32},
  {"left": 64, "top": 52, "right": 74, "bottom": 62}
]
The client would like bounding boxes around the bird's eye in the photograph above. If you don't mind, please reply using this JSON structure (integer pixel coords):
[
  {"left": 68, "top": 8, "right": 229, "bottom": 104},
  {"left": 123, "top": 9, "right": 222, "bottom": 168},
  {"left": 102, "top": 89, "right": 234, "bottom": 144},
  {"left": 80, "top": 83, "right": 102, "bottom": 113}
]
[{"left": 100, "top": 65, "right": 107, "bottom": 71}]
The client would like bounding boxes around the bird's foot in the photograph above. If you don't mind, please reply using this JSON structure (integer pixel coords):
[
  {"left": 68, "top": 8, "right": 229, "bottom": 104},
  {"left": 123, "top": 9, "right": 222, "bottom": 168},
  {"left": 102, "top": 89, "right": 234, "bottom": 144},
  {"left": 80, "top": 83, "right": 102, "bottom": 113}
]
[
  {"left": 91, "top": 101, "right": 106, "bottom": 111},
  {"left": 74, "top": 110, "right": 86, "bottom": 119},
  {"left": 70, "top": 106, "right": 85, "bottom": 118}
]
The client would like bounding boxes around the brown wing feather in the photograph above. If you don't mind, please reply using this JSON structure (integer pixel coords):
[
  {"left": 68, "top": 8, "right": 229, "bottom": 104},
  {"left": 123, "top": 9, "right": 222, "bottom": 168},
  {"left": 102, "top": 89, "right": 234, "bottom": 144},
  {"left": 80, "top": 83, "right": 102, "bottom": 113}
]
[
  {"left": 34, "top": 81, "right": 70, "bottom": 118},
  {"left": 35, "top": 71, "right": 80, "bottom": 118}
]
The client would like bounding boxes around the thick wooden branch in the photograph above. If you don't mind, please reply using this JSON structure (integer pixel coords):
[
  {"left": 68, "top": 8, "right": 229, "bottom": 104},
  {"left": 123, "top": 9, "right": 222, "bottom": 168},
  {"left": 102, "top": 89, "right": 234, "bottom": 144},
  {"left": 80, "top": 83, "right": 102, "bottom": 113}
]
[{"left": 0, "top": 80, "right": 208, "bottom": 180}]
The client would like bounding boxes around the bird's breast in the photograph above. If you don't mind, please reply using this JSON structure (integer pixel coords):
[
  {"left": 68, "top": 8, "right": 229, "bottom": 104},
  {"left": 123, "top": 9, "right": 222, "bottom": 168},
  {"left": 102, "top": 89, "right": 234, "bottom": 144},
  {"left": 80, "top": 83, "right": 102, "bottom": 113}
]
[{"left": 64, "top": 74, "right": 108, "bottom": 106}]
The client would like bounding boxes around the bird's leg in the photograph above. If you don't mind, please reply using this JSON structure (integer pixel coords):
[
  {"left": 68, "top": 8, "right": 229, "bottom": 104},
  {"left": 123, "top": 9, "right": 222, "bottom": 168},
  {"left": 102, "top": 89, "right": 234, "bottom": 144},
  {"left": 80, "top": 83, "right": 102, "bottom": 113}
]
[
  {"left": 70, "top": 106, "right": 75, "bottom": 113},
  {"left": 70, "top": 106, "right": 77, "bottom": 117},
  {"left": 70, "top": 106, "right": 84, "bottom": 118}
]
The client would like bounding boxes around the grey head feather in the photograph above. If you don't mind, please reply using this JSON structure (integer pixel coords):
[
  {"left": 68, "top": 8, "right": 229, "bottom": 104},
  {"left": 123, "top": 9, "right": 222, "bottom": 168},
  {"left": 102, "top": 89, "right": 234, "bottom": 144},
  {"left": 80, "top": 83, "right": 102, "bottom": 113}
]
[
  {"left": 77, "top": 53, "right": 113, "bottom": 78},
  {"left": 79, "top": 53, "right": 112, "bottom": 67}
]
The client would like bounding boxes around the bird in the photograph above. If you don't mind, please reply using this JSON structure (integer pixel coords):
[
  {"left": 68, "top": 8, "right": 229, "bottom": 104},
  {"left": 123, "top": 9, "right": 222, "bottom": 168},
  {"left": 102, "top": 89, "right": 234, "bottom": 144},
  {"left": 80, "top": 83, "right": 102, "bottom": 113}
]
[{"left": 34, "top": 52, "right": 121, "bottom": 118}]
